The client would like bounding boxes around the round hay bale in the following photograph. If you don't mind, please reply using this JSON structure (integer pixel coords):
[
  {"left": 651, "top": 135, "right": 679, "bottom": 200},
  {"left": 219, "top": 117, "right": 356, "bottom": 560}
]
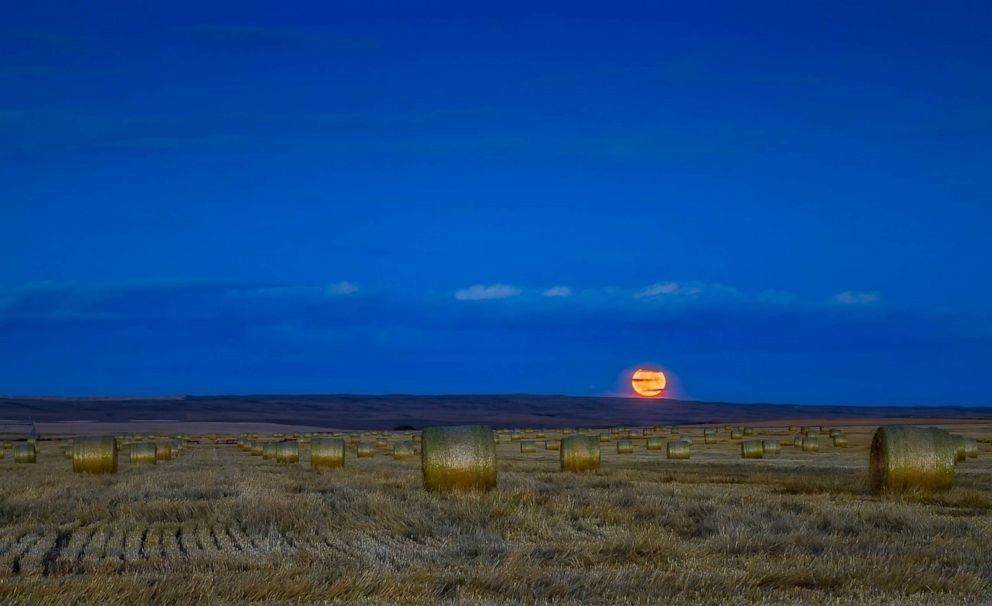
[
  {"left": 72, "top": 435, "right": 118, "bottom": 474},
  {"left": 741, "top": 439, "right": 764, "bottom": 459},
  {"left": 276, "top": 441, "right": 299, "bottom": 464},
  {"left": 948, "top": 433, "right": 968, "bottom": 463},
  {"left": 743, "top": 427, "right": 754, "bottom": 436},
  {"left": 64, "top": 445, "right": 73, "bottom": 459},
  {"left": 801, "top": 436, "right": 819, "bottom": 452},
  {"left": 545, "top": 439, "right": 561, "bottom": 451},
  {"left": 130, "top": 442, "right": 157, "bottom": 464},
  {"left": 870, "top": 425, "right": 956, "bottom": 494},
  {"left": 310, "top": 437, "right": 345, "bottom": 470},
  {"left": 616, "top": 439, "right": 633, "bottom": 454},
  {"left": 421, "top": 425, "right": 497, "bottom": 492},
  {"left": 667, "top": 440, "right": 690, "bottom": 460},
  {"left": 560, "top": 434, "right": 600, "bottom": 472},
  {"left": 730, "top": 430, "right": 743, "bottom": 440},
  {"left": 394, "top": 440, "right": 416, "bottom": 459},
  {"left": 680, "top": 436, "right": 694, "bottom": 446},
  {"left": 646, "top": 437, "right": 664, "bottom": 450},
  {"left": 14, "top": 443, "right": 36, "bottom": 463},
  {"left": 829, "top": 428, "right": 843, "bottom": 437},
  {"left": 703, "top": 428, "right": 717, "bottom": 437},
  {"left": 356, "top": 442, "right": 375, "bottom": 458},
  {"left": 793, "top": 435, "right": 804, "bottom": 448},
  {"left": 832, "top": 434, "right": 849, "bottom": 448},
  {"left": 598, "top": 433, "right": 611, "bottom": 443},
  {"left": 262, "top": 442, "right": 277, "bottom": 460},
  {"left": 762, "top": 439, "right": 781, "bottom": 454},
  {"left": 704, "top": 435, "right": 718, "bottom": 445},
  {"left": 964, "top": 437, "right": 978, "bottom": 459},
  {"left": 519, "top": 441, "right": 536, "bottom": 453},
  {"left": 510, "top": 431, "right": 522, "bottom": 441},
  {"left": 155, "top": 442, "right": 174, "bottom": 461}
]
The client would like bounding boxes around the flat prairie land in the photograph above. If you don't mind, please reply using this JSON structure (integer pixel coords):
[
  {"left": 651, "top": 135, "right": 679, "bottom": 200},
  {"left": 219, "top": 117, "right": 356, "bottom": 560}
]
[{"left": 1, "top": 422, "right": 991, "bottom": 605}]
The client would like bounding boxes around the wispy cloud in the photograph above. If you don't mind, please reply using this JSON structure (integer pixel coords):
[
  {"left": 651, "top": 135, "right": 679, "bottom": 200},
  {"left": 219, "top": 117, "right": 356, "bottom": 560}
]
[
  {"left": 830, "top": 291, "right": 880, "bottom": 306},
  {"left": 454, "top": 284, "right": 522, "bottom": 301},
  {"left": 542, "top": 286, "right": 572, "bottom": 298}
]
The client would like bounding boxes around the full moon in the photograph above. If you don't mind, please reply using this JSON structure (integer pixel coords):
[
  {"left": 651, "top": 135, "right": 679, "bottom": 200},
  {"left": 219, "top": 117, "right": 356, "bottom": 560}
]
[{"left": 631, "top": 368, "right": 667, "bottom": 397}]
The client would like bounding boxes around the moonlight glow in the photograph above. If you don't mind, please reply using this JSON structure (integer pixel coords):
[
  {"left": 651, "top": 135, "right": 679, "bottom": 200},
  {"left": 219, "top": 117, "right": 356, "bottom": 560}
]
[{"left": 631, "top": 369, "right": 667, "bottom": 397}]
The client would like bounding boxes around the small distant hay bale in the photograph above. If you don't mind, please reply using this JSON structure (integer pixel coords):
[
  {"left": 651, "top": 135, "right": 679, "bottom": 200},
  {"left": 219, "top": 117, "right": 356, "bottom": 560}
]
[
  {"left": 829, "top": 428, "right": 843, "bottom": 437},
  {"left": 616, "top": 439, "right": 633, "bottom": 454},
  {"left": 730, "top": 430, "right": 743, "bottom": 440},
  {"left": 14, "top": 443, "right": 36, "bottom": 463},
  {"left": 742, "top": 427, "right": 754, "bottom": 436},
  {"left": 510, "top": 431, "right": 522, "bottom": 441},
  {"left": 948, "top": 434, "right": 967, "bottom": 463},
  {"left": 598, "top": 433, "right": 611, "bottom": 443},
  {"left": 64, "top": 445, "right": 73, "bottom": 459},
  {"left": 870, "top": 425, "right": 956, "bottom": 494},
  {"left": 155, "top": 442, "right": 174, "bottom": 461},
  {"left": 762, "top": 439, "right": 781, "bottom": 454},
  {"left": 741, "top": 439, "right": 764, "bottom": 459},
  {"left": 276, "top": 441, "right": 299, "bottom": 464},
  {"left": 561, "top": 428, "right": 575, "bottom": 436},
  {"left": 534, "top": 432, "right": 546, "bottom": 439},
  {"left": 627, "top": 430, "right": 641, "bottom": 439},
  {"left": 793, "top": 435, "right": 804, "bottom": 448},
  {"left": 310, "top": 437, "right": 345, "bottom": 470},
  {"left": 667, "top": 440, "right": 690, "bottom": 460},
  {"left": 249, "top": 441, "right": 263, "bottom": 456},
  {"left": 832, "top": 434, "right": 849, "bottom": 448},
  {"left": 801, "top": 436, "right": 819, "bottom": 452},
  {"left": 394, "top": 440, "right": 416, "bottom": 459},
  {"left": 130, "top": 442, "right": 157, "bottom": 464},
  {"left": 704, "top": 435, "right": 718, "bottom": 444},
  {"left": 72, "top": 435, "right": 118, "bottom": 474},
  {"left": 421, "top": 425, "right": 497, "bottom": 492},
  {"left": 356, "top": 442, "right": 375, "bottom": 457},
  {"left": 519, "top": 441, "right": 536, "bottom": 453},
  {"left": 545, "top": 439, "right": 561, "bottom": 451},
  {"left": 680, "top": 436, "right": 694, "bottom": 446},
  {"left": 964, "top": 437, "right": 978, "bottom": 459},
  {"left": 788, "top": 425, "right": 798, "bottom": 432},
  {"left": 646, "top": 437, "right": 664, "bottom": 450},
  {"left": 560, "top": 434, "right": 600, "bottom": 472},
  {"left": 262, "top": 442, "right": 278, "bottom": 460},
  {"left": 703, "top": 428, "right": 717, "bottom": 437}
]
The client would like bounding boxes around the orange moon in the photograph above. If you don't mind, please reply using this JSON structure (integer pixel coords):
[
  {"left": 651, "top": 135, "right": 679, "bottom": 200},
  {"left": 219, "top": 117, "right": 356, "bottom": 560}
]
[{"left": 631, "top": 369, "right": 667, "bottom": 397}]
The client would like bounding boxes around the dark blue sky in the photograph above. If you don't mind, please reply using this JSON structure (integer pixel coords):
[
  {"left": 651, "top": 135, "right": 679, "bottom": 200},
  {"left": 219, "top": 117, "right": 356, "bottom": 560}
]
[{"left": 2, "top": 1, "right": 990, "bottom": 404}]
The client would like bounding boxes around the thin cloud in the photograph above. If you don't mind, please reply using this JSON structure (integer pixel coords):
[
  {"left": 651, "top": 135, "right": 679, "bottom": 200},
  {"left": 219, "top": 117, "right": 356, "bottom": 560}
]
[
  {"left": 454, "top": 284, "right": 521, "bottom": 301},
  {"left": 831, "top": 291, "right": 880, "bottom": 306},
  {"left": 542, "top": 286, "right": 572, "bottom": 298}
]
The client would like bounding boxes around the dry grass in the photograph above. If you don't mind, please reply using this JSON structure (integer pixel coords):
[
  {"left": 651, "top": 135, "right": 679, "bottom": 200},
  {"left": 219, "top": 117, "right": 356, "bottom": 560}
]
[{"left": 0, "top": 423, "right": 990, "bottom": 604}]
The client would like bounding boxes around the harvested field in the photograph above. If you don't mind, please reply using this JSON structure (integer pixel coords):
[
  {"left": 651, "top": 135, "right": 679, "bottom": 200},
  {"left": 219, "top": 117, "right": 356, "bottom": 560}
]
[{"left": 0, "top": 422, "right": 990, "bottom": 604}]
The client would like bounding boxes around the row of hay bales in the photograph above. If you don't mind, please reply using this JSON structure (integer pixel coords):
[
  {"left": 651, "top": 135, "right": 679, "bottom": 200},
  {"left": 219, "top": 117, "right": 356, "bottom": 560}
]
[{"left": 4, "top": 436, "right": 190, "bottom": 473}]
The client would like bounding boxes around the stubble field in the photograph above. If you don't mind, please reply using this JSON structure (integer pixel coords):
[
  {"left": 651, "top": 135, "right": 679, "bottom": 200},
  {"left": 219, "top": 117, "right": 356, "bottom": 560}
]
[{"left": 0, "top": 423, "right": 991, "bottom": 605}]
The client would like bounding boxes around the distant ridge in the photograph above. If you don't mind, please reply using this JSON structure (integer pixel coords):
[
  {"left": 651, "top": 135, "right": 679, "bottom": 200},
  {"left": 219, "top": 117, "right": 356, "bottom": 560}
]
[{"left": 0, "top": 394, "right": 989, "bottom": 430}]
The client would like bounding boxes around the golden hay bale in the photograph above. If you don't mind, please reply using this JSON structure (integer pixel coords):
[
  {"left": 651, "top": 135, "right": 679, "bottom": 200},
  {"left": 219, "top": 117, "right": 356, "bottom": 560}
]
[
  {"left": 598, "top": 433, "right": 611, "bottom": 443},
  {"left": 703, "top": 428, "right": 717, "bottom": 437},
  {"left": 948, "top": 434, "right": 967, "bottom": 463},
  {"left": 800, "top": 436, "right": 819, "bottom": 452},
  {"left": 646, "top": 437, "right": 664, "bottom": 450},
  {"left": 741, "top": 439, "right": 764, "bottom": 459},
  {"left": 832, "top": 434, "right": 849, "bottom": 448},
  {"left": 829, "top": 428, "right": 843, "bottom": 437},
  {"left": 964, "top": 437, "right": 978, "bottom": 459},
  {"left": 276, "top": 441, "right": 299, "bottom": 463},
  {"left": 762, "top": 439, "right": 781, "bottom": 454},
  {"left": 356, "top": 442, "right": 375, "bottom": 457},
  {"left": 310, "top": 437, "right": 345, "bottom": 470},
  {"left": 704, "top": 435, "right": 718, "bottom": 445},
  {"left": 534, "top": 432, "right": 546, "bottom": 439},
  {"left": 375, "top": 439, "right": 388, "bottom": 449},
  {"left": 730, "top": 430, "right": 743, "bottom": 440},
  {"left": 519, "top": 441, "right": 536, "bottom": 453},
  {"left": 793, "top": 435, "right": 804, "bottom": 448},
  {"left": 130, "top": 442, "right": 157, "bottom": 464},
  {"left": 560, "top": 434, "right": 600, "bottom": 472},
  {"left": 510, "top": 431, "right": 522, "bottom": 441},
  {"left": 616, "top": 439, "right": 633, "bottom": 454},
  {"left": 155, "top": 442, "right": 174, "bottom": 461},
  {"left": 14, "top": 443, "right": 36, "bottom": 463},
  {"left": 72, "top": 435, "right": 118, "bottom": 474},
  {"left": 870, "top": 425, "right": 956, "bottom": 494},
  {"left": 545, "top": 439, "right": 561, "bottom": 451},
  {"left": 680, "top": 436, "right": 694, "bottom": 446},
  {"left": 262, "top": 442, "right": 278, "bottom": 460},
  {"left": 788, "top": 425, "right": 798, "bottom": 432},
  {"left": 421, "top": 425, "right": 497, "bottom": 492},
  {"left": 743, "top": 427, "right": 754, "bottom": 436},
  {"left": 561, "top": 428, "right": 575, "bottom": 436},
  {"left": 394, "top": 440, "right": 416, "bottom": 459},
  {"left": 667, "top": 440, "right": 690, "bottom": 460}
]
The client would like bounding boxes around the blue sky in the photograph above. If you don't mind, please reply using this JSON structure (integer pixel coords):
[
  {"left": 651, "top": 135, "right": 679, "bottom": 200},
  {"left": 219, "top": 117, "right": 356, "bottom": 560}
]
[{"left": 1, "top": 1, "right": 990, "bottom": 404}]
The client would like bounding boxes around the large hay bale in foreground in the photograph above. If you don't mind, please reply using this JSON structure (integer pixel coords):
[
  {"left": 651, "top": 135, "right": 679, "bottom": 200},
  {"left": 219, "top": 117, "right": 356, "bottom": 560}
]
[
  {"left": 262, "top": 442, "right": 277, "bottom": 460},
  {"left": 311, "top": 437, "right": 345, "bottom": 470},
  {"left": 560, "top": 434, "right": 600, "bottom": 472},
  {"left": 14, "top": 443, "right": 36, "bottom": 463},
  {"left": 870, "top": 425, "right": 956, "bottom": 494},
  {"left": 741, "top": 440, "right": 764, "bottom": 459},
  {"left": 130, "top": 442, "right": 157, "bottom": 464},
  {"left": 394, "top": 440, "right": 416, "bottom": 459},
  {"left": 667, "top": 440, "right": 690, "bottom": 460},
  {"left": 72, "top": 435, "right": 118, "bottom": 474},
  {"left": 616, "top": 439, "right": 633, "bottom": 454},
  {"left": 276, "top": 441, "right": 299, "bottom": 464},
  {"left": 646, "top": 437, "right": 663, "bottom": 450},
  {"left": 762, "top": 439, "right": 781, "bottom": 454},
  {"left": 421, "top": 425, "right": 497, "bottom": 492}
]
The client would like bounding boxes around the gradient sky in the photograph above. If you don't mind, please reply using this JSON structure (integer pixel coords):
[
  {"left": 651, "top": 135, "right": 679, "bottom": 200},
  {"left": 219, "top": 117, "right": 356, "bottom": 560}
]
[{"left": 1, "top": 1, "right": 990, "bottom": 404}]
